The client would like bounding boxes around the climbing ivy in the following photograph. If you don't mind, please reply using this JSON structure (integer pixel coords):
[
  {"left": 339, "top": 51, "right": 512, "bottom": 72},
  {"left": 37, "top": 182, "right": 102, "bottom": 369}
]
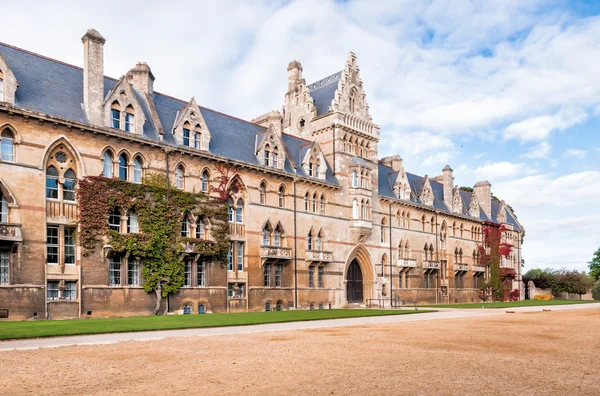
[
  {"left": 477, "top": 224, "right": 514, "bottom": 301},
  {"left": 77, "top": 174, "right": 229, "bottom": 314}
]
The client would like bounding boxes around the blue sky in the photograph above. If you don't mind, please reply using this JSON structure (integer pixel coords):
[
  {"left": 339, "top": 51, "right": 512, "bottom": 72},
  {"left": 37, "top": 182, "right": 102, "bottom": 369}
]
[{"left": 2, "top": 0, "right": 599, "bottom": 272}]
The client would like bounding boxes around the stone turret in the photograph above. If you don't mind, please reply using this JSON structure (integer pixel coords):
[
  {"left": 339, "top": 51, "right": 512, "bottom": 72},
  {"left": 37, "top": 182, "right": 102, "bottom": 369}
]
[
  {"left": 287, "top": 60, "right": 303, "bottom": 93},
  {"left": 442, "top": 165, "right": 454, "bottom": 208}
]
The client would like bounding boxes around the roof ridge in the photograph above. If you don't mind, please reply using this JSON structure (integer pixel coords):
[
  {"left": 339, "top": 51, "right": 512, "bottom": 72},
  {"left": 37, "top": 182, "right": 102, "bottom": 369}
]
[
  {"left": 198, "top": 105, "right": 265, "bottom": 129},
  {"left": 0, "top": 41, "right": 119, "bottom": 82},
  {"left": 308, "top": 70, "right": 343, "bottom": 89}
]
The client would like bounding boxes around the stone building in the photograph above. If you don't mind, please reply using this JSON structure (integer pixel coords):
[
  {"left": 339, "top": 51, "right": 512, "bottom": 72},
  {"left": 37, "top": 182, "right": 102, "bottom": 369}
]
[{"left": 0, "top": 29, "right": 523, "bottom": 320}]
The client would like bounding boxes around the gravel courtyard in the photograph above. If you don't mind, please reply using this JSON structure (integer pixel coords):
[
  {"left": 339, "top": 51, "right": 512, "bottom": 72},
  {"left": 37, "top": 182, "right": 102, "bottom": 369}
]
[{"left": 1, "top": 308, "right": 598, "bottom": 396}]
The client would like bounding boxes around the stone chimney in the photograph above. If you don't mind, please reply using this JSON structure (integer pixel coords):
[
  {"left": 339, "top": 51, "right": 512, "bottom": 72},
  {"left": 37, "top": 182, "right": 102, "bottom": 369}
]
[
  {"left": 127, "top": 62, "right": 155, "bottom": 96},
  {"left": 287, "top": 60, "right": 303, "bottom": 93},
  {"left": 82, "top": 29, "right": 106, "bottom": 125},
  {"left": 381, "top": 155, "right": 403, "bottom": 172},
  {"left": 442, "top": 165, "right": 454, "bottom": 206},
  {"left": 474, "top": 180, "right": 492, "bottom": 218}
]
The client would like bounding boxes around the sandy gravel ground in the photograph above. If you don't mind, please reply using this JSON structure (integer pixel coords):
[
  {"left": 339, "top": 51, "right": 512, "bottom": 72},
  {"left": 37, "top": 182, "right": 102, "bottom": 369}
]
[{"left": 1, "top": 308, "right": 599, "bottom": 396}]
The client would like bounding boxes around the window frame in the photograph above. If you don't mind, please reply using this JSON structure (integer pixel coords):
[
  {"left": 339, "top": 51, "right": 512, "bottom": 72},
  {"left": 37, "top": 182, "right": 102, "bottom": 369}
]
[
  {"left": 47, "top": 281, "right": 59, "bottom": 301},
  {"left": 109, "top": 256, "right": 121, "bottom": 286},
  {"left": 0, "top": 250, "right": 9, "bottom": 285},
  {"left": 0, "top": 129, "right": 15, "bottom": 163},
  {"left": 64, "top": 226, "right": 76, "bottom": 265},
  {"left": 46, "top": 226, "right": 59, "bottom": 265},
  {"left": 64, "top": 281, "right": 77, "bottom": 300}
]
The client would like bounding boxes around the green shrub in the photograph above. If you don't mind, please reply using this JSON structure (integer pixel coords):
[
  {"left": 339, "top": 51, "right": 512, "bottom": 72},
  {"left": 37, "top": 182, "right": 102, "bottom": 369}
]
[{"left": 592, "top": 281, "right": 600, "bottom": 301}]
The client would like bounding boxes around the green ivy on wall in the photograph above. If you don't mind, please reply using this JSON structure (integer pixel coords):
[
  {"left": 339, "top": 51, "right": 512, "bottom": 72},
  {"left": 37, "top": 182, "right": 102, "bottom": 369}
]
[{"left": 77, "top": 174, "right": 229, "bottom": 314}]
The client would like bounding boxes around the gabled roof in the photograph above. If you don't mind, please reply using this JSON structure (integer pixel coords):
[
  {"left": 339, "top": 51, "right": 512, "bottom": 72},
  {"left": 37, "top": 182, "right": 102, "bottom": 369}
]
[
  {"left": 307, "top": 71, "right": 341, "bottom": 116},
  {"left": 377, "top": 163, "right": 521, "bottom": 230},
  {"left": 281, "top": 133, "right": 338, "bottom": 185},
  {"left": 0, "top": 42, "right": 341, "bottom": 185},
  {"left": 349, "top": 156, "right": 369, "bottom": 167}
]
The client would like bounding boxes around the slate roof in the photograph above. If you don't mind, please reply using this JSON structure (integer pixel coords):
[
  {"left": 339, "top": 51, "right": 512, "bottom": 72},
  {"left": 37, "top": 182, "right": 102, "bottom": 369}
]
[
  {"left": 0, "top": 42, "right": 338, "bottom": 186},
  {"left": 307, "top": 71, "right": 342, "bottom": 116},
  {"left": 378, "top": 163, "right": 521, "bottom": 230}
]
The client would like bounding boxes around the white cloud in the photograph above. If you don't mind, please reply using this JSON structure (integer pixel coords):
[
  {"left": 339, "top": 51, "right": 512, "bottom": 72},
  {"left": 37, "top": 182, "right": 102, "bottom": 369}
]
[
  {"left": 504, "top": 109, "right": 588, "bottom": 142},
  {"left": 563, "top": 149, "right": 586, "bottom": 159},
  {"left": 422, "top": 151, "right": 455, "bottom": 167},
  {"left": 521, "top": 141, "right": 551, "bottom": 159},
  {"left": 381, "top": 130, "right": 454, "bottom": 156},
  {"left": 474, "top": 162, "right": 527, "bottom": 180}
]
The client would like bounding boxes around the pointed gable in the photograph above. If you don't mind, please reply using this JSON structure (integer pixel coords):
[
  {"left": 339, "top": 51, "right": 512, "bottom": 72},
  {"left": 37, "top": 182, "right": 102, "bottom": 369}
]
[
  {"left": 103, "top": 76, "right": 146, "bottom": 135},
  {"left": 256, "top": 125, "right": 287, "bottom": 170},
  {"left": 300, "top": 141, "right": 328, "bottom": 180},
  {"left": 419, "top": 175, "right": 434, "bottom": 206},
  {"left": 392, "top": 170, "right": 411, "bottom": 200},
  {"left": 468, "top": 191, "right": 480, "bottom": 218},
  {"left": 171, "top": 97, "right": 211, "bottom": 150},
  {"left": 452, "top": 187, "right": 463, "bottom": 214}
]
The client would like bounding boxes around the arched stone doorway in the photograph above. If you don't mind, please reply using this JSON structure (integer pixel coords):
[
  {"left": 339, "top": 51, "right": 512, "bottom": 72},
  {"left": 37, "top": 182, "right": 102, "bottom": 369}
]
[
  {"left": 344, "top": 245, "right": 374, "bottom": 304},
  {"left": 346, "top": 259, "right": 363, "bottom": 303}
]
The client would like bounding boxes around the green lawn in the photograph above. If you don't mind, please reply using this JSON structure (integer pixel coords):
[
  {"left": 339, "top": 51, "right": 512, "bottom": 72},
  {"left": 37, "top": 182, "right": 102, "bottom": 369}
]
[
  {"left": 0, "top": 309, "right": 431, "bottom": 341},
  {"left": 414, "top": 300, "right": 598, "bottom": 309}
]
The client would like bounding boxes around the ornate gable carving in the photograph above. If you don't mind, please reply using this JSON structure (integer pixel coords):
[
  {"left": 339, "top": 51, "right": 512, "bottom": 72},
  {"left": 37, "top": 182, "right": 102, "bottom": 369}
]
[
  {"left": 103, "top": 76, "right": 146, "bottom": 135},
  {"left": 468, "top": 191, "right": 480, "bottom": 218},
  {"left": 172, "top": 97, "right": 211, "bottom": 151},
  {"left": 497, "top": 200, "right": 507, "bottom": 223},
  {"left": 331, "top": 52, "right": 372, "bottom": 122},
  {"left": 419, "top": 176, "right": 434, "bottom": 206},
  {"left": 0, "top": 53, "right": 19, "bottom": 105}
]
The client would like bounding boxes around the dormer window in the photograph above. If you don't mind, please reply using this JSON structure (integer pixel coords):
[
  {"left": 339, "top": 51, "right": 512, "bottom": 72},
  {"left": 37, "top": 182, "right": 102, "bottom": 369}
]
[
  {"left": 183, "top": 122, "right": 191, "bottom": 146},
  {"left": 0, "top": 71, "right": 4, "bottom": 101},
  {"left": 124, "top": 105, "right": 135, "bottom": 133},
  {"left": 264, "top": 148, "right": 270, "bottom": 166},
  {"left": 194, "top": 131, "right": 201, "bottom": 149}
]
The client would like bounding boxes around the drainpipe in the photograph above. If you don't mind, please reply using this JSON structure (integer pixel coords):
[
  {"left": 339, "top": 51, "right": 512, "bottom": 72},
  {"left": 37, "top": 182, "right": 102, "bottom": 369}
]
[
  {"left": 435, "top": 212, "right": 439, "bottom": 304},
  {"left": 165, "top": 148, "right": 171, "bottom": 314},
  {"left": 388, "top": 202, "right": 393, "bottom": 307},
  {"left": 293, "top": 179, "right": 298, "bottom": 308},
  {"left": 331, "top": 122, "right": 336, "bottom": 175}
]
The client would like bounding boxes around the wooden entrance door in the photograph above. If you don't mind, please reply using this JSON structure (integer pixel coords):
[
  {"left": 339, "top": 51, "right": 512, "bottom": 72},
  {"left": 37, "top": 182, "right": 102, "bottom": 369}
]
[{"left": 346, "top": 259, "right": 363, "bottom": 303}]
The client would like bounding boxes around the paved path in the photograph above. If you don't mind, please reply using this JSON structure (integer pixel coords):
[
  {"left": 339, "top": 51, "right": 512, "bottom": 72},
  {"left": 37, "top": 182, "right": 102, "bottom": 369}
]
[{"left": 1, "top": 303, "right": 598, "bottom": 352}]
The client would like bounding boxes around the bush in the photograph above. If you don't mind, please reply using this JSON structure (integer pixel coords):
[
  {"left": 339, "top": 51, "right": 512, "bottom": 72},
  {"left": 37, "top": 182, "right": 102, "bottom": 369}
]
[
  {"left": 592, "top": 281, "right": 600, "bottom": 301},
  {"left": 523, "top": 269, "right": 554, "bottom": 289},
  {"left": 550, "top": 268, "right": 594, "bottom": 296},
  {"left": 508, "top": 289, "right": 520, "bottom": 301}
]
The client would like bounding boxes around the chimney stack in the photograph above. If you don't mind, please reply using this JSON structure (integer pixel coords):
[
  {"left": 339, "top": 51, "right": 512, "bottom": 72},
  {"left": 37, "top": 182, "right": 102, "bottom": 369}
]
[
  {"left": 381, "top": 155, "right": 403, "bottom": 172},
  {"left": 474, "top": 180, "right": 492, "bottom": 218},
  {"left": 127, "top": 62, "right": 155, "bottom": 96},
  {"left": 442, "top": 165, "right": 454, "bottom": 206},
  {"left": 82, "top": 29, "right": 106, "bottom": 125}
]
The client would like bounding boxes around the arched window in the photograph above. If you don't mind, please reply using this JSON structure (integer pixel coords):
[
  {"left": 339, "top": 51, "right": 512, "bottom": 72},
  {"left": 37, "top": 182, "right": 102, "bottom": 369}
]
[
  {"left": 196, "top": 218, "right": 206, "bottom": 239},
  {"left": 360, "top": 199, "right": 365, "bottom": 219},
  {"left": 431, "top": 216, "right": 435, "bottom": 233},
  {"left": 264, "top": 144, "right": 271, "bottom": 167},
  {"left": 125, "top": 105, "right": 135, "bottom": 133},
  {"left": 351, "top": 171, "right": 358, "bottom": 188},
  {"left": 460, "top": 223, "right": 464, "bottom": 238},
  {"left": 352, "top": 200, "right": 359, "bottom": 219},
  {"left": 304, "top": 192, "right": 309, "bottom": 212},
  {"left": 201, "top": 170, "right": 210, "bottom": 193},
  {"left": 259, "top": 182, "right": 266, "bottom": 205},
  {"left": 111, "top": 101, "right": 121, "bottom": 129},
  {"left": 421, "top": 215, "right": 426, "bottom": 232},
  {"left": 405, "top": 241, "right": 411, "bottom": 258},
  {"left": 307, "top": 231, "right": 313, "bottom": 251},
  {"left": 0, "top": 191, "right": 8, "bottom": 222},
  {"left": 365, "top": 200, "right": 370, "bottom": 219},
  {"left": 227, "top": 198, "right": 234, "bottom": 223},
  {"left": 128, "top": 211, "right": 139, "bottom": 233},
  {"left": 278, "top": 186, "right": 285, "bottom": 208},
  {"left": 182, "top": 122, "right": 191, "bottom": 146},
  {"left": 235, "top": 199, "right": 244, "bottom": 223},
  {"left": 308, "top": 158, "right": 314, "bottom": 177},
  {"left": 108, "top": 208, "right": 121, "bottom": 232},
  {"left": 315, "top": 231, "right": 322, "bottom": 251},
  {"left": 133, "top": 156, "right": 143, "bottom": 184},
  {"left": 272, "top": 147, "right": 279, "bottom": 168},
  {"left": 0, "top": 73, "right": 3, "bottom": 100},
  {"left": 273, "top": 228, "right": 281, "bottom": 247},
  {"left": 406, "top": 212, "right": 411, "bottom": 229},
  {"left": 46, "top": 166, "right": 59, "bottom": 199},
  {"left": 380, "top": 218, "right": 386, "bottom": 243},
  {"left": 103, "top": 151, "right": 114, "bottom": 178},
  {"left": 63, "top": 169, "right": 77, "bottom": 202},
  {"left": 262, "top": 228, "right": 270, "bottom": 246},
  {"left": 175, "top": 165, "right": 185, "bottom": 190},
  {"left": 312, "top": 193, "right": 317, "bottom": 213},
  {"left": 315, "top": 159, "right": 321, "bottom": 178},
  {"left": 319, "top": 194, "right": 325, "bottom": 214},
  {"left": 1, "top": 129, "right": 15, "bottom": 162},
  {"left": 194, "top": 125, "right": 202, "bottom": 149},
  {"left": 118, "top": 154, "right": 128, "bottom": 181},
  {"left": 181, "top": 213, "right": 191, "bottom": 237}
]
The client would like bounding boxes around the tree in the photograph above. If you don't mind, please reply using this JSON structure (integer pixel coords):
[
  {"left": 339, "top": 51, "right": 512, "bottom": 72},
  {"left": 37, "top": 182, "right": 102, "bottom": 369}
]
[
  {"left": 592, "top": 281, "right": 600, "bottom": 301},
  {"left": 523, "top": 268, "right": 554, "bottom": 289},
  {"left": 588, "top": 247, "right": 600, "bottom": 281},
  {"left": 550, "top": 268, "right": 593, "bottom": 296}
]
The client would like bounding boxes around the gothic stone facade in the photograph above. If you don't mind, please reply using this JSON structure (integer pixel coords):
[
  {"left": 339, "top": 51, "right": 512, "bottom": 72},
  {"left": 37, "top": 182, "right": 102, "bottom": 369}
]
[{"left": 0, "top": 29, "right": 523, "bottom": 320}]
